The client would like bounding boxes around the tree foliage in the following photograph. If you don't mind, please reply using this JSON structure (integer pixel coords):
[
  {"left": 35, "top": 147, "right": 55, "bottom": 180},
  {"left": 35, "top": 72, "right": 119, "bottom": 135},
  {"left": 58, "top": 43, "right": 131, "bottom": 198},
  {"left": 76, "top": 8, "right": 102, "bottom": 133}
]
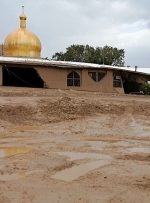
[
  {"left": 52, "top": 44, "right": 125, "bottom": 66},
  {"left": 140, "top": 83, "right": 150, "bottom": 95}
]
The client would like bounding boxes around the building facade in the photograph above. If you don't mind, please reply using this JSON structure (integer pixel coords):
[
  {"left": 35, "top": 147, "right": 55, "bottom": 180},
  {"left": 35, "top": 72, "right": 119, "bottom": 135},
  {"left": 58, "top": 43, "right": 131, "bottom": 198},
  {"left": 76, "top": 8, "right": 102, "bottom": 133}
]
[
  {"left": 0, "top": 9, "right": 150, "bottom": 94},
  {"left": 0, "top": 57, "right": 150, "bottom": 94}
]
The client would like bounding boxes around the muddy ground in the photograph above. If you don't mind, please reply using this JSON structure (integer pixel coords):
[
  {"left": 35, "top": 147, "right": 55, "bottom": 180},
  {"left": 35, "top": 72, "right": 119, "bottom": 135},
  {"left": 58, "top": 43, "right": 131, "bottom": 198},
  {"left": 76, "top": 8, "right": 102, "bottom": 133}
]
[{"left": 0, "top": 87, "right": 149, "bottom": 203}]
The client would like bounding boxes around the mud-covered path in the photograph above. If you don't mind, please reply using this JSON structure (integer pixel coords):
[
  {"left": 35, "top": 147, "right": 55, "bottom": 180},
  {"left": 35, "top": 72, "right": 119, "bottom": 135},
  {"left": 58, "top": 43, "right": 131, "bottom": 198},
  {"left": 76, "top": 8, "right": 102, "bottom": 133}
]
[{"left": 0, "top": 87, "right": 149, "bottom": 203}]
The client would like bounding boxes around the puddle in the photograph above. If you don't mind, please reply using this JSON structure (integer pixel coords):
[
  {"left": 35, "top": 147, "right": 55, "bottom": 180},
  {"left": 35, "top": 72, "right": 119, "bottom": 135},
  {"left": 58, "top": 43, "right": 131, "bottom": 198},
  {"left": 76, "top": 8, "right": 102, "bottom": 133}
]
[
  {"left": 56, "top": 152, "right": 112, "bottom": 161},
  {"left": 65, "top": 141, "right": 106, "bottom": 151},
  {"left": 51, "top": 159, "right": 111, "bottom": 182},
  {"left": 127, "top": 147, "right": 150, "bottom": 154},
  {"left": 0, "top": 170, "right": 43, "bottom": 182},
  {"left": 0, "top": 174, "right": 23, "bottom": 181},
  {"left": 52, "top": 151, "right": 112, "bottom": 182},
  {"left": 0, "top": 147, "right": 32, "bottom": 158},
  {"left": 112, "top": 141, "right": 130, "bottom": 147},
  {"left": 86, "top": 141, "right": 107, "bottom": 151}
]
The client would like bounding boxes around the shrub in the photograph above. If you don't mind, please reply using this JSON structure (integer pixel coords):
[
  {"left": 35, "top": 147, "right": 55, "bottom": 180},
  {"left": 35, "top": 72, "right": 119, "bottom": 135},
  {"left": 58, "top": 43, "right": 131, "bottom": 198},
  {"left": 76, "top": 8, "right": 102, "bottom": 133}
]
[{"left": 140, "top": 83, "right": 150, "bottom": 95}]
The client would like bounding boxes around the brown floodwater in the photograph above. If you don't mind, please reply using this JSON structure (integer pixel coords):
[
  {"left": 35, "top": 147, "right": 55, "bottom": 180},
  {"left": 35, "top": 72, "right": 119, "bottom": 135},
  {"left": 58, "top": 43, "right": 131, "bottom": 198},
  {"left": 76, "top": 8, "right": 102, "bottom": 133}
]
[
  {"left": 127, "top": 147, "right": 150, "bottom": 154},
  {"left": 0, "top": 147, "right": 31, "bottom": 158},
  {"left": 0, "top": 169, "right": 44, "bottom": 182},
  {"left": 51, "top": 159, "right": 112, "bottom": 182},
  {"left": 51, "top": 151, "right": 112, "bottom": 182},
  {"left": 0, "top": 174, "right": 23, "bottom": 181},
  {"left": 55, "top": 151, "right": 112, "bottom": 161}
]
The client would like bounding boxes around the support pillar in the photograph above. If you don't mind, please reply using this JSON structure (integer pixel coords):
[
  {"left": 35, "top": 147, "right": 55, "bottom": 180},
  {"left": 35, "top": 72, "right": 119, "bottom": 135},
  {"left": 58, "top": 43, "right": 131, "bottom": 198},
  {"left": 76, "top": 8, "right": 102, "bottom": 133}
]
[{"left": 0, "top": 65, "right": 2, "bottom": 86}]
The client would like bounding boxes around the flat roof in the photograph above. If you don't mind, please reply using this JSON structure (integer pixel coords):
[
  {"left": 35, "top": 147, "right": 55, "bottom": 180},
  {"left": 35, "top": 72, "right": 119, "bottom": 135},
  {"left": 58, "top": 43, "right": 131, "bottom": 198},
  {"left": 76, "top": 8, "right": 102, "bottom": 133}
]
[{"left": 0, "top": 56, "right": 150, "bottom": 77}]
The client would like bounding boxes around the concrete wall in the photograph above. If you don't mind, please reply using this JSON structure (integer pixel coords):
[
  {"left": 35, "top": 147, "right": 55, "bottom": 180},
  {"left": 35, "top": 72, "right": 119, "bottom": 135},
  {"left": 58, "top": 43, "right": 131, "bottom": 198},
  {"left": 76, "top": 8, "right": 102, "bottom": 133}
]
[
  {"left": 0, "top": 64, "right": 125, "bottom": 93},
  {"left": 35, "top": 67, "right": 69, "bottom": 89},
  {"left": 81, "top": 69, "right": 114, "bottom": 92},
  {"left": 35, "top": 67, "right": 117, "bottom": 93}
]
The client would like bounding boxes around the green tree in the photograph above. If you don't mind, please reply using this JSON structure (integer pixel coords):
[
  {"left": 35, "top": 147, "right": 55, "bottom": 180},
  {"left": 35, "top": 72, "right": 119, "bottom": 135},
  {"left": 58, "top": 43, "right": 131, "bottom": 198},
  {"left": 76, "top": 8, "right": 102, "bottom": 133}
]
[
  {"left": 140, "top": 83, "right": 150, "bottom": 95},
  {"left": 52, "top": 44, "right": 125, "bottom": 66}
]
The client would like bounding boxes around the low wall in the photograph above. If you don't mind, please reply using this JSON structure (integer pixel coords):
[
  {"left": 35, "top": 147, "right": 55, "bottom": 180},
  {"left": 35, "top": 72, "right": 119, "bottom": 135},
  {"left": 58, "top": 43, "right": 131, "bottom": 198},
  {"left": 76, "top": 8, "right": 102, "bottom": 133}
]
[{"left": 35, "top": 67, "right": 116, "bottom": 93}]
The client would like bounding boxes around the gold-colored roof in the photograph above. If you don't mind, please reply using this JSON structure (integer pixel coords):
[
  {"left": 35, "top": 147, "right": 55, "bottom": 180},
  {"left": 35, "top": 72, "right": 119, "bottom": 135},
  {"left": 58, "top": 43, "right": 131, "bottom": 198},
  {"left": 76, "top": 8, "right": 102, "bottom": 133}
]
[{"left": 4, "top": 7, "right": 41, "bottom": 58}]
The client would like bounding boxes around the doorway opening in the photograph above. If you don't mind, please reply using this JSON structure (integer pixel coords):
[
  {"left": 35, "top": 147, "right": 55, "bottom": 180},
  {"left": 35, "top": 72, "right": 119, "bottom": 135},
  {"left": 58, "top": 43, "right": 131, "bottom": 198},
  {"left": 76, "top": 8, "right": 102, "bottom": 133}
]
[
  {"left": 2, "top": 66, "right": 44, "bottom": 88},
  {"left": 122, "top": 77, "right": 142, "bottom": 94}
]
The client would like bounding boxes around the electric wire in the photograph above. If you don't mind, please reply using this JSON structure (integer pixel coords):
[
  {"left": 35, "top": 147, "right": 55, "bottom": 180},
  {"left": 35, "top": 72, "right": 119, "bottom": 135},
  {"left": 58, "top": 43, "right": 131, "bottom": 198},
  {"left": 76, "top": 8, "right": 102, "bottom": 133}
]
[{"left": 5, "top": 67, "right": 35, "bottom": 87}]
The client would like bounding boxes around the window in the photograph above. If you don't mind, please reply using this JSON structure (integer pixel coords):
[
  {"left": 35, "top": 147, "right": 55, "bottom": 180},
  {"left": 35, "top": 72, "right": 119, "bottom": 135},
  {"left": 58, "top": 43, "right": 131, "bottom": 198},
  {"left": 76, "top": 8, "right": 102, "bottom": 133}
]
[
  {"left": 67, "top": 71, "right": 80, "bottom": 87},
  {"left": 113, "top": 75, "right": 122, "bottom": 87},
  {"left": 88, "top": 71, "right": 106, "bottom": 82}
]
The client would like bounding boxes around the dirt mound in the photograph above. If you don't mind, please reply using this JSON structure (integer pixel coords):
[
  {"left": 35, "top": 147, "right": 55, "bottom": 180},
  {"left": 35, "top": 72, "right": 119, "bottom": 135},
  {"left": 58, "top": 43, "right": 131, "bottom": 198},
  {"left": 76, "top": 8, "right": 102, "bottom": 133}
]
[
  {"left": 0, "top": 88, "right": 150, "bottom": 203},
  {"left": 0, "top": 91, "right": 149, "bottom": 125},
  {"left": 0, "top": 105, "right": 36, "bottom": 123}
]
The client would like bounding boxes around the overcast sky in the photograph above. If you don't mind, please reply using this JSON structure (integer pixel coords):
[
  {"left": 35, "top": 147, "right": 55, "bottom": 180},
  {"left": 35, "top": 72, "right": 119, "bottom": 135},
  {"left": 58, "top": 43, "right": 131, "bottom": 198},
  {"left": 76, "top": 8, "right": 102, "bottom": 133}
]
[{"left": 0, "top": 0, "right": 150, "bottom": 72}]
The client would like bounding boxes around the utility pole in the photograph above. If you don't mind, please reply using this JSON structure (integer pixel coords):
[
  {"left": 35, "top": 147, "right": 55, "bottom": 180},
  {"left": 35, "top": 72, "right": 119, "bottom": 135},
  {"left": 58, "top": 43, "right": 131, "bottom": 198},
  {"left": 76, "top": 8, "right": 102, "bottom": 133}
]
[{"left": 102, "top": 48, "right": 105, "bottom": 65}]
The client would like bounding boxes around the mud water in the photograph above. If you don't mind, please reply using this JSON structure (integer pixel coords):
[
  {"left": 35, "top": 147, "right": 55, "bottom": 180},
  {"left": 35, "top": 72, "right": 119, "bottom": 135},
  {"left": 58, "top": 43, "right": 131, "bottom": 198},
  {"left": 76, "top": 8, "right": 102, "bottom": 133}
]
[{"left": 0, "top": 88, "right": 150, "bottom": 203}]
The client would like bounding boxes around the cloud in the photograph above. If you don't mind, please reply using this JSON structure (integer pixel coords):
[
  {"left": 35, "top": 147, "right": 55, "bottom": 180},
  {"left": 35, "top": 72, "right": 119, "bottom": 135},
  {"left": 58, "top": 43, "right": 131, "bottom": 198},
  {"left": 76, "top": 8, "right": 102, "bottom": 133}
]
[{"left": 0, "top": 0, "right": 150, "bottom": 72}]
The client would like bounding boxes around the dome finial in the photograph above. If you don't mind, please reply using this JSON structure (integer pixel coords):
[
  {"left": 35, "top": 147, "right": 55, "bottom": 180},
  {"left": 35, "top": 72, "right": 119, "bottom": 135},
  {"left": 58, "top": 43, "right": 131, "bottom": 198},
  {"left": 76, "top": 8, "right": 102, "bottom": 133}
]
[
  {"left": 22, "top": 5, "right": 25, "bottom": 15},
  {"left": 4, "top": 6, "right": 42, "bottom": 58},
  {"left": 20, "top": 5, "right": 27, "bottom": 29}
]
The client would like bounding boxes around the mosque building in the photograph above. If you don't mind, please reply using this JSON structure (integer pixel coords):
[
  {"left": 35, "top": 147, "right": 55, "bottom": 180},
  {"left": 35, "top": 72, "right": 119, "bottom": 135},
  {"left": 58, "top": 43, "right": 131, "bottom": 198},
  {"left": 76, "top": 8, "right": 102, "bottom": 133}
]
[{"left": 0, "top": 7, "right": 149, "bottom": 93}]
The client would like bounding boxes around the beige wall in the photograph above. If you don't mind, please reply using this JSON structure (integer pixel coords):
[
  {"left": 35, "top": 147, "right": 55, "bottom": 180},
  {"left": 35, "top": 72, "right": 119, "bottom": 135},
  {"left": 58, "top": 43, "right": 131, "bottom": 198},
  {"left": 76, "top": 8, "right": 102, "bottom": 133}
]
[
  {"left": 0, "top": 64, "right": 125, "bottom": 93},
  {"left": 81, "top": 69, "right": 114, "bottom": 92},
  {"left": 35, "top": 66, "right": 119, "bottom": 93},
  {"left": 35, "top": 67, "right": 68, "bottom": 89}
]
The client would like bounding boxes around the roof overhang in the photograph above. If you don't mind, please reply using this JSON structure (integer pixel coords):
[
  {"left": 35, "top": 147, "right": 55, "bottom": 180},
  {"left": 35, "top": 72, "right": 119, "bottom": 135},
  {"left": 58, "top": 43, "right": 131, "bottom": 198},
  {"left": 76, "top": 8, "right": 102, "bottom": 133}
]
[{"left": 0, "top": 56, "right": 150, "bottom": 78}]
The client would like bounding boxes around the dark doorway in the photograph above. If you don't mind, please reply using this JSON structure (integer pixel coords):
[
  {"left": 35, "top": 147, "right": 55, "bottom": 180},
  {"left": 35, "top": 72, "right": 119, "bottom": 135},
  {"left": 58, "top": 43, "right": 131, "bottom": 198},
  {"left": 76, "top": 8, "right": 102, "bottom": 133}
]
[
  {"left": 2, "top": 66, "right": 44, "bottom": 88},
  {"left": 122, "top": 77, "right": 141, "bottom": 94}
]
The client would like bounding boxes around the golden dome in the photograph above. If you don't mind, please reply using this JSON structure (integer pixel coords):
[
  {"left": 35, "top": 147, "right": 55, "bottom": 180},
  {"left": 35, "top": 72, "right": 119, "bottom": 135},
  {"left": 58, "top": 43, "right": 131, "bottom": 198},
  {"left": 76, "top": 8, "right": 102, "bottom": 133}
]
[{"left": 4, "top": 7, "right": 41, "bottom": 58}]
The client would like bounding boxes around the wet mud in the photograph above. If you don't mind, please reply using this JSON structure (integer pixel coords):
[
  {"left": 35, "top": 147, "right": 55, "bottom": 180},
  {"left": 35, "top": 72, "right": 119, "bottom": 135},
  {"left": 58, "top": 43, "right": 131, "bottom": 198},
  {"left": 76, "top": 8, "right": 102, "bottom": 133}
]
[{"left": 0, "top": 87, "right": 150, "bottom": 203}]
